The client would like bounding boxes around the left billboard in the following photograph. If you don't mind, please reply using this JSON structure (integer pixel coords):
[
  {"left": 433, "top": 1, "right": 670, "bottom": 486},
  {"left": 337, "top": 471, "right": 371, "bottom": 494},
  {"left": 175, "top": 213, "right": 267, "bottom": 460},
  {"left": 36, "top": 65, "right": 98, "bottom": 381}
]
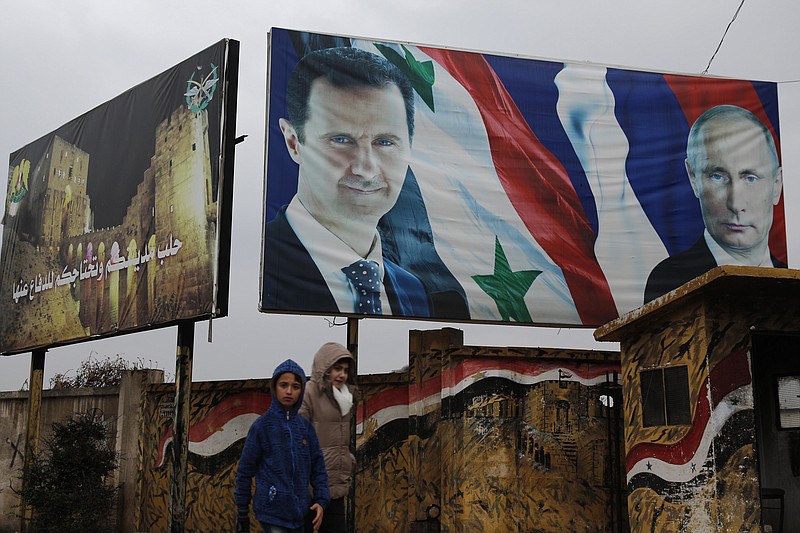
[{"left": 0, "top": 39, "right": 239, "bottom": 355}]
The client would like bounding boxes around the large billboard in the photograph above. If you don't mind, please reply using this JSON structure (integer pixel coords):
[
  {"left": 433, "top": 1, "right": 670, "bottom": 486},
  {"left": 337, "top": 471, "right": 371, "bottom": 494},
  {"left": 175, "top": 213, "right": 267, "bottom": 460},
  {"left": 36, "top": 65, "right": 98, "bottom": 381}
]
[
  {"left": 1, "top": 39, "right": 239, "bottom": 355},
  {"left": 261, "top": 28, "right": 785, "bottom": 327}
]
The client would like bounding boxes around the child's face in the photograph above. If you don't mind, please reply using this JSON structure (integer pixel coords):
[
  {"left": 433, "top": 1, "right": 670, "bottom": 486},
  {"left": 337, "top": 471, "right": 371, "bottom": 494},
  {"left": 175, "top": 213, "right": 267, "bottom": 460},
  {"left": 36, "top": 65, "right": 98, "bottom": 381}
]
[
  {"left": 327, "top": 359, "right": 350, "bottom": 390},
  {"left": 275, "top": 372, "right": 302, "bottom": 409}
]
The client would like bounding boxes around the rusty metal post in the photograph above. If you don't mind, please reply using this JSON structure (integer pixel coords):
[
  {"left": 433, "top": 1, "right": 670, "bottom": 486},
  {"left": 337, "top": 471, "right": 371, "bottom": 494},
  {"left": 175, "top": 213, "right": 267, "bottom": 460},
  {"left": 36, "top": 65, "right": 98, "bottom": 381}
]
[
  {"left": 20, "top": 348, "right": 46, "bottom": 533},
  {"left": 346, "top": 318, "right": 359, "bottom": 533},
  {"left": 170, "top": 322, "right": 194, "bottom": 532}
]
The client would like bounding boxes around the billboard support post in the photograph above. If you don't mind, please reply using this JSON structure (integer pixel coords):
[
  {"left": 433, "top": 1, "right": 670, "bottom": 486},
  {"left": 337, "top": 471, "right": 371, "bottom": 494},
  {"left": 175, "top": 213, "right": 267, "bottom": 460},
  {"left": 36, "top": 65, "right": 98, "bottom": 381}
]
[
  {"left": 170, "top": 322, "right": 194, "bottom": 533},
  {"left": 346, "top": 318, "right": 359, "bottom": 533},
  {"left": 19, "top": 348, "right": 45, "bottom": 533},
  {"left": 346, "top": 317, "right": 359, "bottom": 366}
]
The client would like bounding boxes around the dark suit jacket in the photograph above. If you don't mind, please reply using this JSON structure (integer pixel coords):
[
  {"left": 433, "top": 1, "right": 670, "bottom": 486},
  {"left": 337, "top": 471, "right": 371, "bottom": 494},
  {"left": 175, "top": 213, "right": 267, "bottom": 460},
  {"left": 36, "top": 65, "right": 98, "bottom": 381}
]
[
  {"left": 261, "top": 207, "right": 430, "bottom": 317},
  {"left": 644, "top": 237, "right": 787, "bottom": 304},
  {"left": 379, "top": 168, "right": 471, "bottom": 320}
]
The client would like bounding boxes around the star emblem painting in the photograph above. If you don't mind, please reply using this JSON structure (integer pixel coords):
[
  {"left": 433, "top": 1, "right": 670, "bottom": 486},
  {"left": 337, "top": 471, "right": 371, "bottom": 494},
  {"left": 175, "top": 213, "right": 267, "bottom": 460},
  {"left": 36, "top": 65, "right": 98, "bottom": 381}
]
[{"left": 185, "top": 64, "right": 219, "bottom": 113}]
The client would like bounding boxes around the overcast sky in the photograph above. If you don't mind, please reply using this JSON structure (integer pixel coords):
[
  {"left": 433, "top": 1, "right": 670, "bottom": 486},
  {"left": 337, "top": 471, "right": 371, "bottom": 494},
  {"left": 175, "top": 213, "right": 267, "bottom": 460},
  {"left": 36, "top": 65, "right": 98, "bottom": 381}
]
[{"left": 1, "top": 1, "right": 798, "bottom": 391}]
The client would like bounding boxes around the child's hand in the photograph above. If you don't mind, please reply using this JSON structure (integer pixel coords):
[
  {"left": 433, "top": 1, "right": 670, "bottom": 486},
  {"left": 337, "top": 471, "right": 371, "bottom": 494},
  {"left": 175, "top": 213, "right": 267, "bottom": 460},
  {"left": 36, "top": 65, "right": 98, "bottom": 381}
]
[{"left": 310, "top": 503, "right": 324, "bottom": 531}]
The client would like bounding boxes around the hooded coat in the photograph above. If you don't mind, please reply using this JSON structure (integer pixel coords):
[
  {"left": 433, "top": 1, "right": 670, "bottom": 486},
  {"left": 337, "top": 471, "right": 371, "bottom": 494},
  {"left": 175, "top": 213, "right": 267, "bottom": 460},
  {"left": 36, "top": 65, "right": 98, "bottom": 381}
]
[
  {"left": 235, "top": 359, "right": 330, "bottom": 529},
  {"left": 299, "top": 342, "right": 355, "bottom": 500}
]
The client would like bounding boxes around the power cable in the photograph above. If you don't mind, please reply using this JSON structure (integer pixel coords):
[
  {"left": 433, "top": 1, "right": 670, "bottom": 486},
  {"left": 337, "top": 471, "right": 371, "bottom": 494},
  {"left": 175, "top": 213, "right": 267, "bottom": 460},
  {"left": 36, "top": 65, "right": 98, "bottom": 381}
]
[{"left": 703, "top": 0, "right": 747, "bottom": 75}]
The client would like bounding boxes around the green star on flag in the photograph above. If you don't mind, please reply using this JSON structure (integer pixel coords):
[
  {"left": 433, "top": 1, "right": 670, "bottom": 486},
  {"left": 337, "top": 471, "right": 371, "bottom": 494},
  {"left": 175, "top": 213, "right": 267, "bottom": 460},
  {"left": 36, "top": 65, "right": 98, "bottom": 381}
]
[{"left": 471, "top": 237, "right": 541, "bottom": 323}]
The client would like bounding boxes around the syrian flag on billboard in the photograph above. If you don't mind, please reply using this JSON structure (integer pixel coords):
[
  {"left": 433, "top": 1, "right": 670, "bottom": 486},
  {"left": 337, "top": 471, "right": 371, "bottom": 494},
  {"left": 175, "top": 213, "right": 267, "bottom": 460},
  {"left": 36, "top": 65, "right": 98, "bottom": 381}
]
[
  {"left": 353, "top": 39, "right": 783, "bottom": 326},
  {"left": 265, "top": 29, "right": 784, "bottom": 326}
]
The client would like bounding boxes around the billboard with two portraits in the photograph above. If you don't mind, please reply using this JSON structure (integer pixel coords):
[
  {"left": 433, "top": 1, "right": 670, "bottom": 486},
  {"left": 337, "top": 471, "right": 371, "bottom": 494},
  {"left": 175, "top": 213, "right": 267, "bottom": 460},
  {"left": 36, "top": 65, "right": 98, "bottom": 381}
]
[{"left": 261, "top": 28, "right": 785, "bottom": 327}]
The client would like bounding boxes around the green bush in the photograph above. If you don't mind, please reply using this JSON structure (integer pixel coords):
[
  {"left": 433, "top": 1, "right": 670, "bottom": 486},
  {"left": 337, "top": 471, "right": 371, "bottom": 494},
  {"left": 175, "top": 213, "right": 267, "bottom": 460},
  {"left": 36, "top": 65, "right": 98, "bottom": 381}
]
[
  {"left": 50, "top": 354, "right": 155, "bottom": 389},
  {"left": 18, "top": 410, "right": 118, "bottom": 532}
]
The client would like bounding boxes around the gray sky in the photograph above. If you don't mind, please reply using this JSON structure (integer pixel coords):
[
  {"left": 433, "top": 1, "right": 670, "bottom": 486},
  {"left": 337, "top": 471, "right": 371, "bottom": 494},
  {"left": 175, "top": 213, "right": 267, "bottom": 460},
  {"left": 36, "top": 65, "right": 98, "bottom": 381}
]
[{"left": 1, "top": 0, "right": 798, "bottom": 391}]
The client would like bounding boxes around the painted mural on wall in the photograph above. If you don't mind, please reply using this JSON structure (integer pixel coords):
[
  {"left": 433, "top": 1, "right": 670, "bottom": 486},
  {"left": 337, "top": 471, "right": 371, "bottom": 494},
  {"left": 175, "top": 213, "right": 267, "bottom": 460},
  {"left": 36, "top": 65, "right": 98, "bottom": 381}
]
[
  {"left": 131, "top": 330, "right": 625, "bottom": 532},
  {"left": 610, "top": 277, "right": 800, "bottom": 532},
  {"left": 622, "top": 326, "right": 758, "bottom": 530},
  {"left": 354, "top": 335, "right": 625, "bottom": 532},
  {"left": 137, "top": 380, "right": 270, "bottom": 532},
  {"left": 354, "top": 376, "right": 412, "bottom": 530}
]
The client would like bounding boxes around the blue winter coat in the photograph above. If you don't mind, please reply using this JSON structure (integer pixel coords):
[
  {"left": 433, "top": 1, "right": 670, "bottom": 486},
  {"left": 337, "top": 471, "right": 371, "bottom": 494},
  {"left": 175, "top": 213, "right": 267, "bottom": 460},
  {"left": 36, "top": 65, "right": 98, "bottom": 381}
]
[{"left": 234, "top": 359, "right": 330, "bottom": 529}]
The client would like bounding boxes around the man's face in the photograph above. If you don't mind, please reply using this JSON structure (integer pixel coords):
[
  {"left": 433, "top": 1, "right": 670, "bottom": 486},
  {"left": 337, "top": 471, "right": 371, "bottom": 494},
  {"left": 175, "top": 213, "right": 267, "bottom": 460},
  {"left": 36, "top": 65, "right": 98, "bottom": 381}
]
[
  {"left": 687, "top": 118, "right": 782, "bottom": 262},
  {"left": 275, "top": 372, "right": 302, "bottom": 409},
  {"left": 280, "top": 78, "right": 411, "bottom": 232}
]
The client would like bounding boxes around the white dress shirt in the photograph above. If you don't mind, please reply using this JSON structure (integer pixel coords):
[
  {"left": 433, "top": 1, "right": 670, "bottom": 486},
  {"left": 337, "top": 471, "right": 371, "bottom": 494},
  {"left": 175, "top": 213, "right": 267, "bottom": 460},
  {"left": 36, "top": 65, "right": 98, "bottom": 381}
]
[
  {"left": 285, "top": 196, "right": 392, "bottom": 314},
  {"left": 704, "top": 230, "right": 773, "bottom": 268}
]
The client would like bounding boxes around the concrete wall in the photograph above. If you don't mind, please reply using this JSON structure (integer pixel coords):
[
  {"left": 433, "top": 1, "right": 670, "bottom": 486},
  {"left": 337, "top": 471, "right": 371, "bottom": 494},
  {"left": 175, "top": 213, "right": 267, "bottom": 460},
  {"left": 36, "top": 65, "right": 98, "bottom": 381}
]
[
  {"left": 0, "top": 368, "right": 163, "bottom": 533},
  {"left": 1, "top": 328, "right": 625, "bottom": 532}
]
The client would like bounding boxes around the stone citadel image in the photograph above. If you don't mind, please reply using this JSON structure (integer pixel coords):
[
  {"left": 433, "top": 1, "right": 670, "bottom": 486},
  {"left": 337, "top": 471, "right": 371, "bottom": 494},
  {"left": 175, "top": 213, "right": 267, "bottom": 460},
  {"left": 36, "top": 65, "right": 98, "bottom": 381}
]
[{"left": 0, "top": 105, "right": 218, "bottom": 353}]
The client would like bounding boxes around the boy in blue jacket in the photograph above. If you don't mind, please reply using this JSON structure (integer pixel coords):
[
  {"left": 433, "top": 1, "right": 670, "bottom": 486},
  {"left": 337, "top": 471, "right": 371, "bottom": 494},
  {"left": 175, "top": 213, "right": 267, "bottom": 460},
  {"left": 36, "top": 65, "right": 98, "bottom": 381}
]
[{"left": 235, "top": 359, "right": 330, "bottom": 532}]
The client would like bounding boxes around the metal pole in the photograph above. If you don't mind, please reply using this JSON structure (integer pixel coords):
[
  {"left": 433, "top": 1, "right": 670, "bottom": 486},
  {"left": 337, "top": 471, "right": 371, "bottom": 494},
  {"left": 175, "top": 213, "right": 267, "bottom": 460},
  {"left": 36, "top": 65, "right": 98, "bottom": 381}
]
[
  {"left": 613, "top": 370, "right": 624, "bottom": 533},
  {"left": 170, "top": 322, "right": 194, "bottom": 533},
  {"left": 605, "top": 372, "right": 614, "bottom": 531},
  {"left": 20, "top": 348, "right": 46, "bottom": 533},
  {"left": 346, "top": 318, "right": 359, "bottom": 533}
]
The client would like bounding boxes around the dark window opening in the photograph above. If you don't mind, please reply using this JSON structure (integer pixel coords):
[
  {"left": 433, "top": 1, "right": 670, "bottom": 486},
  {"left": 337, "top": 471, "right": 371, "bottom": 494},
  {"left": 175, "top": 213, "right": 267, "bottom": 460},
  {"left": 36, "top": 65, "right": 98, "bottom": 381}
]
[{"left": 641, "top": 365, "right": 691, "bottom": 427}]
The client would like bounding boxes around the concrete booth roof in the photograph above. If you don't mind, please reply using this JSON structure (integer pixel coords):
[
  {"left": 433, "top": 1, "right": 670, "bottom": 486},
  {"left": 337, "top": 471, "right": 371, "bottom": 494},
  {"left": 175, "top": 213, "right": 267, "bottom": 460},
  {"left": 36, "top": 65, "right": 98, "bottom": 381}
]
[{"left": 594, "top": 266, "right": 800, "bottom": 343}]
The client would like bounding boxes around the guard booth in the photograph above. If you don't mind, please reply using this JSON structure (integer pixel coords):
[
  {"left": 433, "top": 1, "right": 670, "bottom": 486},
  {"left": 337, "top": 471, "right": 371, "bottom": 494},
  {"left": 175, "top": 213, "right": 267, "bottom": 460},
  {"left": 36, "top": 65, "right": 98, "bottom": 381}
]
[{"left": 595, "top": 266, "right": 800, "bottom": 533}]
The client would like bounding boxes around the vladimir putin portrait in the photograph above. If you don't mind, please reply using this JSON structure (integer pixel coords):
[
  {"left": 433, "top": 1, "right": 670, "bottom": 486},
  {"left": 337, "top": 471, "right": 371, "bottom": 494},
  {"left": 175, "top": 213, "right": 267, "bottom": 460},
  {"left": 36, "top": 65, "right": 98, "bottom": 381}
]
[{"left": 644, "top": 104, "right": 784, "bottom": 303}]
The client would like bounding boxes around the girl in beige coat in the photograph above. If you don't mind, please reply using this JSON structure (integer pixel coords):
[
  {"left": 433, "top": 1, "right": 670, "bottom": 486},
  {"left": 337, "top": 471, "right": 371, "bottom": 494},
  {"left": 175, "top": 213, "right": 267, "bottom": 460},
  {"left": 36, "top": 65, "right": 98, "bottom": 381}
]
[{"left": 300, "top": 342, "right": 355, "bottom": 533}]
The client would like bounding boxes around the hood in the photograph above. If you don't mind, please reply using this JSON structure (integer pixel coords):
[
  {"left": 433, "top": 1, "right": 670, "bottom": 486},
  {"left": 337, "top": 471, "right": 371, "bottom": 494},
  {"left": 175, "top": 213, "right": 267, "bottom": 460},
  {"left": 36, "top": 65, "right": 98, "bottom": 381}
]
[
  {"left": 311, "top": 342, "right": 354, "bottom": 391},
  {"left": 269, "top": 358, "right": 307, "bottom": 415}
]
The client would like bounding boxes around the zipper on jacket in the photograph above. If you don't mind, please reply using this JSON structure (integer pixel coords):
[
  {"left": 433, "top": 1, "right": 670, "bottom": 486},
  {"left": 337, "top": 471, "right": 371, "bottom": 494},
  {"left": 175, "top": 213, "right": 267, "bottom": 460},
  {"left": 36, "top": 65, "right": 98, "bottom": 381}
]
[{"left": 286, "top": 411, "right": 296, "bottom": 510}]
